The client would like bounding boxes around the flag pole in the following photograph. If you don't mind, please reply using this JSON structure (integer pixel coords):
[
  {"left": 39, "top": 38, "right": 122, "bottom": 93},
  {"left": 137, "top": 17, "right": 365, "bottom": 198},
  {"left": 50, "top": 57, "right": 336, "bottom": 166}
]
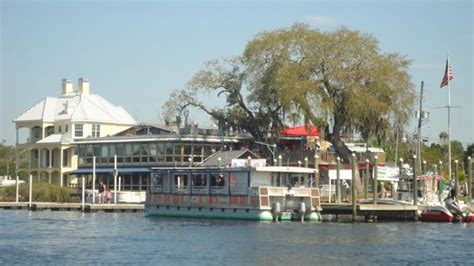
[{"left": 447, "top": 53, "right": 452, "bottom": 181}]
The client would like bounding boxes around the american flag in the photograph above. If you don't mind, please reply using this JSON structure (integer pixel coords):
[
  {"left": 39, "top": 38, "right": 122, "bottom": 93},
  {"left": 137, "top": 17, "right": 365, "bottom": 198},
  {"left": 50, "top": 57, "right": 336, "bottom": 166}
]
[{"left": 440, "top": 58, "right": 453, "bottom": 88}]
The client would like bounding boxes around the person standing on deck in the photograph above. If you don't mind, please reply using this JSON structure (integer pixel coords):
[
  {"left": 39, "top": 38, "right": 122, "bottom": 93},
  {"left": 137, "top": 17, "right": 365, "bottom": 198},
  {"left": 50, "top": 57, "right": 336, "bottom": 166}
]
[{"left": 98, "top": 181, "right": 106, "bottom": 204}]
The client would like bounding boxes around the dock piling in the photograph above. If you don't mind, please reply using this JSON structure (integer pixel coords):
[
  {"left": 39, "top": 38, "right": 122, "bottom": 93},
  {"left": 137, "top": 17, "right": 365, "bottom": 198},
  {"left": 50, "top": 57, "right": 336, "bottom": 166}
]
[
  {"left": 81, "top": 177, "right": 85, "bottom": 212},
  {"left": 468, "top": 156, "right": 472, "bottom": 203},
  {"left": 365, "top": 159, "right": 369, "bottom": 199},
  {"left": 351, "top": 153, "right": 357, "bottom": 221},
  {"left": 336, "top": 157, "right": 341, "bottom": 203},
  {"left": 28, "top": 174, "right": 32, "bottom": 210},
  {"left": 454, "top": 160, "right": 459, "bottom": 202},
  {"left": 374, "top": 156, "right": 378, "bottom": 204}
]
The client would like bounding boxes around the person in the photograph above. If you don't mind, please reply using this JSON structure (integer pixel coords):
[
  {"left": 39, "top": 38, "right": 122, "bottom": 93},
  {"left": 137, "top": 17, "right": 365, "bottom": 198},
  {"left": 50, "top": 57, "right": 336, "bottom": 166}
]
[
  {"left": 106, "top": 187, "right": 112, "bottom": 204},
  {"left": 380, "top": 182, "right": 386, "bottom": 198},
  {"left": 448, "top": 177, "right": 456, "bottom": 200},
  {"left": 341, "top": 180, "right": 350, "bottom": 201},
  {"left": 98, "top": 181, "right": 105, "bottom": 203}
]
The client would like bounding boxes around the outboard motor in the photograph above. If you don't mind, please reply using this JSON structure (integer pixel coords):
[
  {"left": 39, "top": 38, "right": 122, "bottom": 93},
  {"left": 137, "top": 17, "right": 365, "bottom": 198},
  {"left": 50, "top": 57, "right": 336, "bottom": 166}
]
[
  {"left": 445, "top": 198, "right": 466, "bottom": 221},
  {"left": 272, "top": 202, "right": 281, "bottom": 221}
]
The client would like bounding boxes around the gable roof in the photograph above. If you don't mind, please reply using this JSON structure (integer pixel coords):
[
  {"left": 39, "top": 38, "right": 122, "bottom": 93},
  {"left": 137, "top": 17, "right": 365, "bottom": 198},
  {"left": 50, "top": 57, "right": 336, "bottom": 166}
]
[{"left": 14, "top": 93, "right": 136, "bottom": 125}]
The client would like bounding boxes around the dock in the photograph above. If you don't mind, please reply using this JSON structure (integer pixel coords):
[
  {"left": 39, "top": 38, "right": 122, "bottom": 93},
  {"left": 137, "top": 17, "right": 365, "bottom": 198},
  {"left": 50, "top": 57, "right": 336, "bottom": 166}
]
[
  {"left": 0, "top": 202, "right": 144, "bottom": 213},
  {"left": 321, "top": 203, "right": 418, "bottom": 221},
  {"left": 1, "top": 201, "right": 417, "bottom": 220}
]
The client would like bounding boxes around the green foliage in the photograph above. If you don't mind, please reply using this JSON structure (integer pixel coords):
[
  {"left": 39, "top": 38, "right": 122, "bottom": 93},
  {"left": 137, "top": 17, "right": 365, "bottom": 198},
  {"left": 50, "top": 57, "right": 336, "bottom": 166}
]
[
  {"left": 0, "top": 143, "right": 28, "bottom": 178},
  {"left": 163, "top": 23, "right": 415, "bottom": 158},
  {"left": 0, "top": 183, "right": 78, "bottom": 202}
]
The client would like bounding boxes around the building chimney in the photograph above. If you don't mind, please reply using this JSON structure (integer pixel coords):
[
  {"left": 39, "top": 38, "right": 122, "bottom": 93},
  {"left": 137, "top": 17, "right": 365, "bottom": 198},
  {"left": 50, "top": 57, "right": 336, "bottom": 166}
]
[
  {"left": 78, "top": 78, "right": 90, "bottom": 95},
  {"left": 61, "top": 78, "right": 73, "bottom": 95}
]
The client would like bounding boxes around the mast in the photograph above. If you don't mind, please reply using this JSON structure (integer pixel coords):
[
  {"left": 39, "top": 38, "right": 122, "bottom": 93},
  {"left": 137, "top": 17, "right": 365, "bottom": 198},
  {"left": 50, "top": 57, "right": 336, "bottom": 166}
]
[
  {"left": 417, "top": 81, "right": 424, "bottom": 174},
  {"left": 447, "top": 54, "right": 452, "bottom": 180}
]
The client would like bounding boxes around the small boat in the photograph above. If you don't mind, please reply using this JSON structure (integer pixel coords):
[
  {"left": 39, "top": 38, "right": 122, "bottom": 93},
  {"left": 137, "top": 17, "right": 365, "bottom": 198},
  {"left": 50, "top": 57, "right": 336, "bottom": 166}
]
[
  {"left": 0, "top": 176, "right": 25, "bottom": 188},
  {"left": 145, "top": 165, "right": 322, "bottom": 221}
]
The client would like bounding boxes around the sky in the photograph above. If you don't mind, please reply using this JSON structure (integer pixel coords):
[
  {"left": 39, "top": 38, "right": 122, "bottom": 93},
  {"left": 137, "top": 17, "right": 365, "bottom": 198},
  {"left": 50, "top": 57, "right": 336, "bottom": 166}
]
[{"left": 1, "top": 0, "right": 472, "bottom": 147}]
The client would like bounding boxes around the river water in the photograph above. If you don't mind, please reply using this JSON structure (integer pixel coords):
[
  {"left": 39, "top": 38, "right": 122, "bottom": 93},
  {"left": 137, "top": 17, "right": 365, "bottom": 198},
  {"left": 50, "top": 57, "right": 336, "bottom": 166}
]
[{"left": 0, "top": 209, "right": 472, "bottom": 265}]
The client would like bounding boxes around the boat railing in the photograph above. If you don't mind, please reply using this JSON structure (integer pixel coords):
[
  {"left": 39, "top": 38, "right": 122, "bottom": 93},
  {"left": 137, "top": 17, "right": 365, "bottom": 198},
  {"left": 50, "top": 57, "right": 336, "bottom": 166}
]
[
  {"left": 230, "top": 186, "right": 248, "bottom": 195},
  {"left": 191, "top": 186, "right": 207, "bottom": 194},
  {"left": 210, "top": 186, "right": 227, "bottom": 194}
]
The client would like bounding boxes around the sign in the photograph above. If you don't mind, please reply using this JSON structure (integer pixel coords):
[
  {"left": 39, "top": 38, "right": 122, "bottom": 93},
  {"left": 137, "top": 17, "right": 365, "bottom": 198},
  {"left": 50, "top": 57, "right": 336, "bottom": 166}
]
[{"left": 231, "top": 159, "right": 267, "bottom": 167}]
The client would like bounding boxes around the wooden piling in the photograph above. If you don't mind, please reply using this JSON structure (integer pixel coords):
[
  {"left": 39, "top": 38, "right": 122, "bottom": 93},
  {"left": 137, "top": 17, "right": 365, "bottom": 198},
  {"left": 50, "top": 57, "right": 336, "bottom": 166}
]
[
  {"left": 374, "top": 156, "right": 378, "bottom": 204},
  {"left": 351, "top": 153, "right": 357, "bottom": 221},
  {"left": 365, "top": 159, "right": 369, "bottom": 199},
  {"left": 336, "top": 157, "right": 341, "bottom": 203}
]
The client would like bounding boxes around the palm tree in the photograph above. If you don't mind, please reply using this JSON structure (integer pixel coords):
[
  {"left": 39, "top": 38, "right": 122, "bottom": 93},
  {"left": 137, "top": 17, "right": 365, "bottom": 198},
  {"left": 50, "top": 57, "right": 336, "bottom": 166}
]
[{"left": 439, "top": 131, "right": 449, "bottom": 143}]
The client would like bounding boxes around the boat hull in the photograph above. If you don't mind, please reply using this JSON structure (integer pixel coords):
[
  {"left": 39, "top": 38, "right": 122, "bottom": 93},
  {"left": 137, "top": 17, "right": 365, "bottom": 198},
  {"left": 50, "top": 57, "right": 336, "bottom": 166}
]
[
  {"left": 145, "top": 205, "right": 322, "bottom": 222},
  {"left": 419, "top": 206, "right": 454, "bottom": 222},
  {"left": 145, "top": 205, "right": 274, "bottom": 221}
]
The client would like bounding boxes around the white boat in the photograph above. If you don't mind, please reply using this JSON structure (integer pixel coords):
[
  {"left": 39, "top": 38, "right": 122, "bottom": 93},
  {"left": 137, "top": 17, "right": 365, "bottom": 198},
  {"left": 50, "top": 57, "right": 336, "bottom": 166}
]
[
  {"left": 145, "top": 166, "right": 322, "bottom": 221},
  {"left": 0, "top": 176, "right": 25, "bottom": 188}
]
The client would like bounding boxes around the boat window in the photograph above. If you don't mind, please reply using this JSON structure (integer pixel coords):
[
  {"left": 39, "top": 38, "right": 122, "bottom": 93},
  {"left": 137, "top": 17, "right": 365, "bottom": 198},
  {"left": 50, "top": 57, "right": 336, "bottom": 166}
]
[
  {"left": 153, "top": 173, "right": 163, "bottom": 187},
  {"left": 192, "top": 173, "right": 206, "bottom": 187},
  {"left": 162, "top": 172, "right": 171, "bottom": 193},
  {"left": 210, "top": 172, "right": 227, "bottom": 195},
  {"left": 230, "top": 172, "right": 248, "bottom": 195},
  {"left": 174, "top": 174, "right": 188, "bottom": 193},
  {"left": 210, "top": 173, "right": 225, "bottom": 187}
]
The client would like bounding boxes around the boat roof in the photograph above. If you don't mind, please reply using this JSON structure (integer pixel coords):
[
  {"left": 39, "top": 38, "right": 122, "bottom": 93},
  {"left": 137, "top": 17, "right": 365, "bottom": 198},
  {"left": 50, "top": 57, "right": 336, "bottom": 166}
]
[{"left": 151, "top": 166, "right": 316, "bottom": 174}]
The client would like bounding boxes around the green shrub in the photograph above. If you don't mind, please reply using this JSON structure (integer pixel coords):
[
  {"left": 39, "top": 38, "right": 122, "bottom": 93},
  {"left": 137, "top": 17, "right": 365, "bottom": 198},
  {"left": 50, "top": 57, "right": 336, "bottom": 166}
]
[{"left": 0, "top": 183, "right": 79, "bottom": 202}]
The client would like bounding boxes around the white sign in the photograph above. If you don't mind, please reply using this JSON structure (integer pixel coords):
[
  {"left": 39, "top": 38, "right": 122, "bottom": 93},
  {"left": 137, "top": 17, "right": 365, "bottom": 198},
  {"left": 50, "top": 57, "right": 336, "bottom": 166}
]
[
  {"left": 376, "top": 166, "right": 399, "bottom": 181},
  {"left": 328, "top": 169, "right": 353, "bottom": 180},
  {"left": 231, "top": 159, "right": 267, "bottom": 167}
]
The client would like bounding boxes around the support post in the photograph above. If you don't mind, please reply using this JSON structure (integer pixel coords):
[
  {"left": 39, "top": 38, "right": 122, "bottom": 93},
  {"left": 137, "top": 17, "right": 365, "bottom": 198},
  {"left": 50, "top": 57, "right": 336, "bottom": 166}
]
[
  {"left": 314, "top": 154, "right": 319, "bottom": 188},
  {"left": 16, "top": 175, "right": 19, "bottom": 203},
  {"left": 351, "top": 153, "right": 357, "bottom": 221},
  {"left": 218, "top": 157, "right": 222, "bottom": 168},
  {"left": 468, "top": 156, "right": 472, "bottom": 203},
  {"left": 81, "top": 176, "right": 85, "bottom": 212},
  {"left": 189, "top": 157, "right": 193, "bottom": 167},
  {"left": 373, "top": 156, "right": 378, "bottom": 204},
  {"left": 92, "top": 156, "right": 96, "bottom": 204},
  {"left": 278, "top": 155, "right": 282, "bottom": 167},
  {"left": 454, "top": 160, "right": 459, "bottom": 203},
  {"left": 412, "top": 155, "right": 418, "bottom": 206},
  {"left": 29, "top": 174, "right": 32, "bottom": 209},
  {"left": 336, "top": 157, "right": 341, "bottom": 203},
  {"left": 114, "top": 155, "right": 117, "bottom": 205},
  {"left": 365, "top": 159, "right": 369, "bottom": 199},
  {"left": 304, "top": 157, "right": 308, "bottom": 168}
]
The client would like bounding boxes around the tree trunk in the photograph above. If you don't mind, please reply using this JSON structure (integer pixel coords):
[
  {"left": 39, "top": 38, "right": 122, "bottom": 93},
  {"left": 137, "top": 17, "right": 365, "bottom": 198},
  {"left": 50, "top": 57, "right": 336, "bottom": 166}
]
[{"left": 330, "top": 121, "right": 363, "bottom": 194}]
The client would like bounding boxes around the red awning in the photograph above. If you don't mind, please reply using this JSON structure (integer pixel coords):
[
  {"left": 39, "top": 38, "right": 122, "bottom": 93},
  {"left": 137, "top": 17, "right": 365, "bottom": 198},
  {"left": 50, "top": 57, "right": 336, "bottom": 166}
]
[{"left": 280, "top": 125, "right": 319, "bottom": 136}]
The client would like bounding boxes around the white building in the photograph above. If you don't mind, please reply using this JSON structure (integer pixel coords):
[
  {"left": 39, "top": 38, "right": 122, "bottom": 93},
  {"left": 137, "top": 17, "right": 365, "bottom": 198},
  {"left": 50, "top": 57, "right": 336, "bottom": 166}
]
[{"left": 14, "top": 78, "right": 136, "bottom": 186}]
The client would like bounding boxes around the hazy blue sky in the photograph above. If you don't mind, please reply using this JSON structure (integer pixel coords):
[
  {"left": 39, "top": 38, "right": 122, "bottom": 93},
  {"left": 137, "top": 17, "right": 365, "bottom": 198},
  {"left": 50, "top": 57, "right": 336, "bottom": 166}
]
[{"left": 1, "top": 0, "right": 472, "bottom": 146}]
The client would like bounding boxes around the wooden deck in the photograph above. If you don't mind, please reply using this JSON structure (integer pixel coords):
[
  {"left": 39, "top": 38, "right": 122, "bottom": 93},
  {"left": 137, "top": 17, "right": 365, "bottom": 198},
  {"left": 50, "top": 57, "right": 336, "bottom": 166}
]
[{"left": 0, "top": 202, "right": 144, "bottom": 212}]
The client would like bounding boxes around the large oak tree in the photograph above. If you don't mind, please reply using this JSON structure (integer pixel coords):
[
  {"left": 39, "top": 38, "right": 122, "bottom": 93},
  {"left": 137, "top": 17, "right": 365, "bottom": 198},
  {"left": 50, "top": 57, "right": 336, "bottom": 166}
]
[{"left": 163, "top": 24, "right": 415, "bottom": 166}]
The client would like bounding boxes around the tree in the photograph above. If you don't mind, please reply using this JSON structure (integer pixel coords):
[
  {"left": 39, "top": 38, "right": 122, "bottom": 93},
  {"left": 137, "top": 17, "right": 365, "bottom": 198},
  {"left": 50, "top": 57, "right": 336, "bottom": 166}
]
[
  {"left": 242, "top": 24, "right": 415, "bottom": 162},
  {"left": 163, "top": 24, "right": 415, "bottom": 165},
  {"left": 163, "top": 58, "right": 287, "bottom": 143}
]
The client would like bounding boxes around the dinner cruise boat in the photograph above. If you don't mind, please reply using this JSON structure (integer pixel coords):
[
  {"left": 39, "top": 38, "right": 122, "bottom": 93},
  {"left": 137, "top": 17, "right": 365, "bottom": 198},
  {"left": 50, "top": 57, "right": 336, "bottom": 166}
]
[{"left": 145, "top": 165, "right": 322, "bottom": 221}]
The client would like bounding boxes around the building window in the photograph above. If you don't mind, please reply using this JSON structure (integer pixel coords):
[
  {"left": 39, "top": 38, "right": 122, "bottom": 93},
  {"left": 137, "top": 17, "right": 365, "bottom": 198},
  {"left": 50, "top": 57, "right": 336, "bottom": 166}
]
[
  {"left": 65, "top": 125, "right": 69, "bottom": 132},
  {"left": 58, "top": 126, "right": 62, "bottom": 133},
  {"left": 74, "top": 124, "right": 83, "bottom": 137},
  {"left": 92, "top": 124, "right": 100, "bottom": 137},
  {"left": 63, "top": 150, "right": 68, "bottom": 167}
]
